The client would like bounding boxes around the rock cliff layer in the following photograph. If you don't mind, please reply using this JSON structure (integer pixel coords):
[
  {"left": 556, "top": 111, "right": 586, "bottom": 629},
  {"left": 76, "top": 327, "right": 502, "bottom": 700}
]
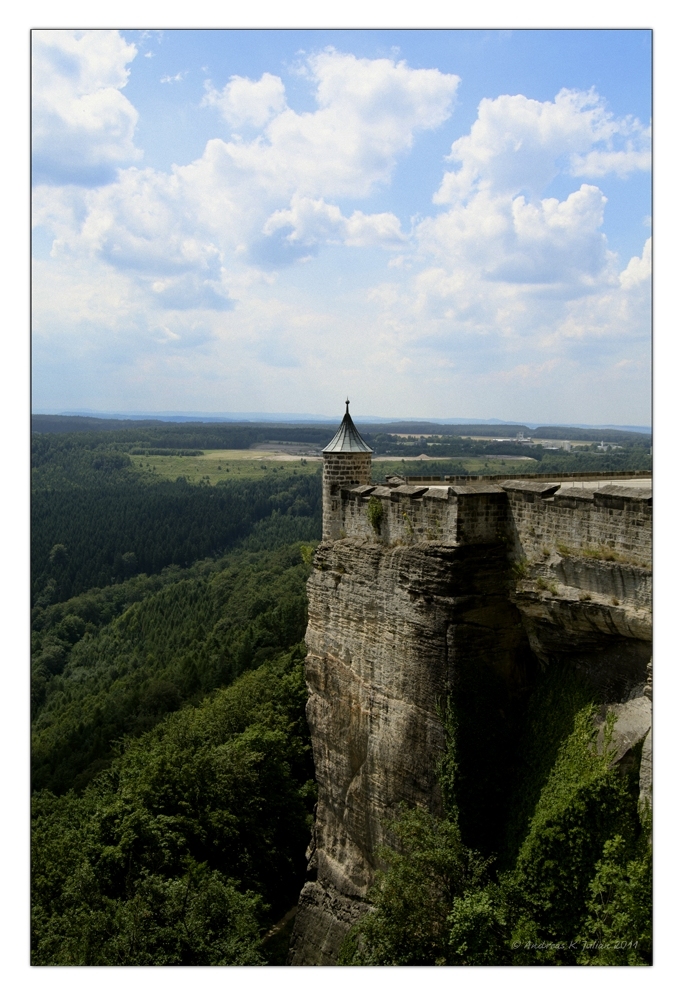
[
  {"left": 289, "top": 538, "right": 534, "bottom": 964},
  {"left": 289, "top": 481, "right": 652, "bottom": 965}
]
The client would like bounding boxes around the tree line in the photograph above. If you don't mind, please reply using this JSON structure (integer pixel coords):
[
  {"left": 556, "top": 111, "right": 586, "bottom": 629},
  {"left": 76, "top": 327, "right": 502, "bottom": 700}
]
[{"left": 32, "top": 432, "right": 321, "bottom": 606}]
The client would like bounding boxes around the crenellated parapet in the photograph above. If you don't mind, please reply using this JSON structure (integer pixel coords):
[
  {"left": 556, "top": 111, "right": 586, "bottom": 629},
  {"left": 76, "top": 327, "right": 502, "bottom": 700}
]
[
  {"left": 338, "top": 481, "right": 507, "bottom": 546},
  {"left": 335, "top": 477, "right": 652, "bottom": 569},
  {"left": 502, "top": 480, "right": 652, "bottom": 567}
]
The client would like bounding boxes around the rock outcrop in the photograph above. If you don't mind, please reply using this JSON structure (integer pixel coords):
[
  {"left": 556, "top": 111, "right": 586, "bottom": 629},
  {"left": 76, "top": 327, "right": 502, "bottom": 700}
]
[
  {"left": 289, "top": 538, "right": 535, "bottom": 963},
  {"left": 288, "top": 477, "right": 652, "bottom": 965}
]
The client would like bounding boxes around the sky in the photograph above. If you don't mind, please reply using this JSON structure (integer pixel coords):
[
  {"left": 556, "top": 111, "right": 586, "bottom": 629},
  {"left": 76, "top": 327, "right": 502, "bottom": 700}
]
[{"left": 31, "top": 28, "right": 652, "bottom": 425}]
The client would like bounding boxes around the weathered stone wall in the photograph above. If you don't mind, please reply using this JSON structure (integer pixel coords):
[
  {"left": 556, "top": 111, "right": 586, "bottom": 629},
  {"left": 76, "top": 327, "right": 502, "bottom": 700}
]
[
  {"left": 334, "top": 478, "right": 652, "bottom": 568},
  {"left": 503, "top": 482, "right": 652, "bottom": 567},
  {"left": 339, "top": 483, "right": 508, "bottom": 547}
]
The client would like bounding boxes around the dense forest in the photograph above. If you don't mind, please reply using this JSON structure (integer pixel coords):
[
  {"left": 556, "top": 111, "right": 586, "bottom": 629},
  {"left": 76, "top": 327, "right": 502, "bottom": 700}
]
[
  {"left": 32, "top": 430, "right": 320, "bottom": 605},
  {"left": 31, "top": 426, "right": 322, "bottom": 963},
  {"left": 31, "top": 419, "right": 651, "bottom": 966}
]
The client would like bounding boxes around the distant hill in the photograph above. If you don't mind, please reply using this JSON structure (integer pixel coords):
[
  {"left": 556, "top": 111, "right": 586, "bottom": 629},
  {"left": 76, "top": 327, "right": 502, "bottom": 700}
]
[{"left": 32, "top": 413, "right": 651, "bottom": 445}]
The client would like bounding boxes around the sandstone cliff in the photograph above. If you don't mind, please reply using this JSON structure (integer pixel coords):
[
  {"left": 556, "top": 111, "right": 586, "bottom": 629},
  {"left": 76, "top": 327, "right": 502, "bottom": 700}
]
[
  {"left": 288, "top": 480, "right": 652, "bottom": 965},
  {"left": 289, "top": 538, "right": 534, "bottom": 963}
]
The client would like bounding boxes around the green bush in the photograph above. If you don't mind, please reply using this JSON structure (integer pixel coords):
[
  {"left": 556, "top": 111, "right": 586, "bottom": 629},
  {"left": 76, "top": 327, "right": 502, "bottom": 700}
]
[
  {"left": 339, "top": 686, "right": 651, "bottom": 966},
  {"left": 367, "top": 497, "right": 384, "bottom": 534}
]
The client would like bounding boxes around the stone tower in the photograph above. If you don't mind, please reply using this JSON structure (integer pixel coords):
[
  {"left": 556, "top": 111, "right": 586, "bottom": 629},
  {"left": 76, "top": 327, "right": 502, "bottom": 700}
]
[{"left": 322, "top": 400, "right": 372, "bottom": 540}]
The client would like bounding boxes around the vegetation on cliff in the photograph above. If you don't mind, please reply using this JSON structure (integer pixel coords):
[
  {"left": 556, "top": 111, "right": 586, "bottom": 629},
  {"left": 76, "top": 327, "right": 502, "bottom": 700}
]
[{"left": 339, "top": 673, "right": 652, "bottom": 967}]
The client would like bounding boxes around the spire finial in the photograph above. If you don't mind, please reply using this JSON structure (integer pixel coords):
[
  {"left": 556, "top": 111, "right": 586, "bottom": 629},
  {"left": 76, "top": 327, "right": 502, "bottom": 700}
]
[{"left": 345, "top": 398, "right": 350, "bottom": 414}]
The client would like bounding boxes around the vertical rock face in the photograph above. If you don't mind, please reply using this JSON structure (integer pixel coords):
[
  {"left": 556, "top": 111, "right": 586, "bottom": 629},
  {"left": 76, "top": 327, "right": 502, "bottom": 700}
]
[
  {"left": 288, "top": 538, "right": 533, "bottom": 964},
  {"left": 288, "top": 477, "right": 652, "bottom": 965}
]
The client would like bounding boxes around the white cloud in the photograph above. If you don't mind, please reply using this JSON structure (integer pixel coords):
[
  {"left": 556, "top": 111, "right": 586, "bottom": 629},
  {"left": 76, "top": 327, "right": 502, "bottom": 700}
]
[
  {"left": 264, "top": 195, "right": 405, "bottom": 248},
  {"left": 619, "top": 237, "right": 652, "bottom": 291},
  {"left": 434, "top": 88, "right": 650, "bottom": 204},
  {"left": 32, "top": 30, "right": 141, "bottom": 185},
  {"left": 203, "top": 72, "right": 287, "bottom": 128},
  {"left": 402, "top": 88, "right": 650, "bottom": 345},
  {"left": 160, "top": 72, "right": 187, "bottom": 84},
  {"left": 33, "top": 47, "right": 457, "bottom": 308},
  {"left": 255, "top": 50, "right": 459, "bottom": 198},
  {"left": 415, "top": 183, "right": 610, "bottom": 292},
  {"left": 570, "top": 145, "right": 651, "bottom": 179}
]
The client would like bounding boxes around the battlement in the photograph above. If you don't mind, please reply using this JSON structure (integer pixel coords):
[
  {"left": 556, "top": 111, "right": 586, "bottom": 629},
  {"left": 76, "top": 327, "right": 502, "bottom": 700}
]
[
  {"left": 319, "top": 404, "right": 651, "bottom": 568},
  {"left": 335, "top": 477, "right": 652, "bottom": 567}
]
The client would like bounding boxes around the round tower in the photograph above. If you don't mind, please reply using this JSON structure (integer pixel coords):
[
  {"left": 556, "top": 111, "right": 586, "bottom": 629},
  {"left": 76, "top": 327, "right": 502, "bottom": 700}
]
[{"left": 322, "top": 400, "right": 373, "bottom": 540}]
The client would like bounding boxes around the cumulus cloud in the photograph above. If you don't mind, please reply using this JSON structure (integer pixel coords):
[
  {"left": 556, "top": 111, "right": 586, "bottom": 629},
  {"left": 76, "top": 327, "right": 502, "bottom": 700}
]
[
  {"left": 255, "top": 50, "right": 459, "bottom": 198},
  {"left": 34, "top": 47, "right": 457, "bottom": 309},
  {"left": 407, "top": 88, "right": 650, "bottom": 312},
  {"left": 353, "top": 83, "right": 652, "bottom": 420},
  {"left": 415, "top": 183, "right": 610, "bottom": 293},
  {"left": 434, "top": 88, "right": 650, "bottom": 204},
  {"left": 620, "top": 237, "right": 651, "bottom": 290},
  {"left": 32, "top": 29, "right": 141, "bottom": 185},
  {"left": 202, "top": 72, "right": 287, "bottom": 128},
  {"left": 264, "top": 195, "right": 405, "bottom": 248}
]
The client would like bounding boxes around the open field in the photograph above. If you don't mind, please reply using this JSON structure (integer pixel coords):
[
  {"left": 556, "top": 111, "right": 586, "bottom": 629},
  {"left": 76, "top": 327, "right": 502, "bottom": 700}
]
[
  {"left": 372, "top": 456, "right": 541, "bottom": 478},
  {"left": 129, "top": 449, "right": 321, "bottom": 484},
  {"left": 132, "top": 450, "right": 542, "bottom": 484}
]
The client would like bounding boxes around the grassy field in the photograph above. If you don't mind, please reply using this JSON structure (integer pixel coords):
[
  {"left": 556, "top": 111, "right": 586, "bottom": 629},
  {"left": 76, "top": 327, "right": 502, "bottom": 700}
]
[
  {"left": 132, "top": 450, "right": 541, "bottom": 484},
  {"left": 129, "top": 450, "right": 322, "bottom": 484},
  {"left": 373, "top": 456, "right": 540, "bottom": 478}
]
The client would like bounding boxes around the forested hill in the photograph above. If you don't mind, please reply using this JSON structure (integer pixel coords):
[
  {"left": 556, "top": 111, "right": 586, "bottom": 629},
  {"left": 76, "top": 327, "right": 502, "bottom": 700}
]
[
  {"left": 32, "top": 414, "right": 651, "bottom": 451},
  {"left": 32, "top": 432, "right": 321, "bottom": 606},
  {"left": 31, "top": 427, "right": 323, "bottom": 963},
  {"left": 32, "top": 542, "right": 314, "bottom": 791}
]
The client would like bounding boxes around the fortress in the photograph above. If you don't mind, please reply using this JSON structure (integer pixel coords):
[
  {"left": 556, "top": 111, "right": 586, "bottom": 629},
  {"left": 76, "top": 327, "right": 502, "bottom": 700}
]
[{"left": 289, "top": 405, "right": 652, "bottom": 965}]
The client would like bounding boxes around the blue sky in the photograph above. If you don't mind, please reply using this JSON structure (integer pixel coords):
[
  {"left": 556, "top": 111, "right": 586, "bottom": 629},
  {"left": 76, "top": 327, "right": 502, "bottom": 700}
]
[{"left": 31, "top": 28, "right": 652, "bottom": 424}]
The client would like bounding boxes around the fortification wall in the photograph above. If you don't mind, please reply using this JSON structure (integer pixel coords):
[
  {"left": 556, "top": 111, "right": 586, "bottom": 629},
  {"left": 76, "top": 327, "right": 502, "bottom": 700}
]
[
  {"left": 503, "top": 482, "right": 652, "bottom": 567},
  {"left": 334, "top": 476, "right": 652, "bottom": 567},
  {"left": 289, "top": 463, "right": 653, "bottom": 966},
  {"left": 339, "top": 483, "right": 508, "bottom": 546}
]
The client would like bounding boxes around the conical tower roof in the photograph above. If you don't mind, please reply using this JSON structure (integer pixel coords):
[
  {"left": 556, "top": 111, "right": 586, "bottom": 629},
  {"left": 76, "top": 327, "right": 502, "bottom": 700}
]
[{"left": 323, "top": 400, "right": 372, "bottom": 454}]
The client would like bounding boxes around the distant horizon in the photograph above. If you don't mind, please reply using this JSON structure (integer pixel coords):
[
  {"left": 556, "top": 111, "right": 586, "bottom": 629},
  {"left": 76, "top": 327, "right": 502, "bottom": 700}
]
[{"left": 31, "top": 408, "right": 651, "bottom": 435}]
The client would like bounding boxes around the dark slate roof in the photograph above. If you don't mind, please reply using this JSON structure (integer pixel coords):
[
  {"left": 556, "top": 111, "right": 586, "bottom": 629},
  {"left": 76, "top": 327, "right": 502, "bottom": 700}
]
[{"left": 322, "top": 401, "right": 373, "bottom": 454}]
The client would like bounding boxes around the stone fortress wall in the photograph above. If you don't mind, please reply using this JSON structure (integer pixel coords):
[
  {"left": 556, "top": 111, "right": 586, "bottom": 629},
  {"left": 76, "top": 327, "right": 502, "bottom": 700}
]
[
  {"left": 290, "top": 433, "right": 652, "bottom": 965},
  {"left": 331, "top": 477, "right": 652, "bottom": 568}
]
